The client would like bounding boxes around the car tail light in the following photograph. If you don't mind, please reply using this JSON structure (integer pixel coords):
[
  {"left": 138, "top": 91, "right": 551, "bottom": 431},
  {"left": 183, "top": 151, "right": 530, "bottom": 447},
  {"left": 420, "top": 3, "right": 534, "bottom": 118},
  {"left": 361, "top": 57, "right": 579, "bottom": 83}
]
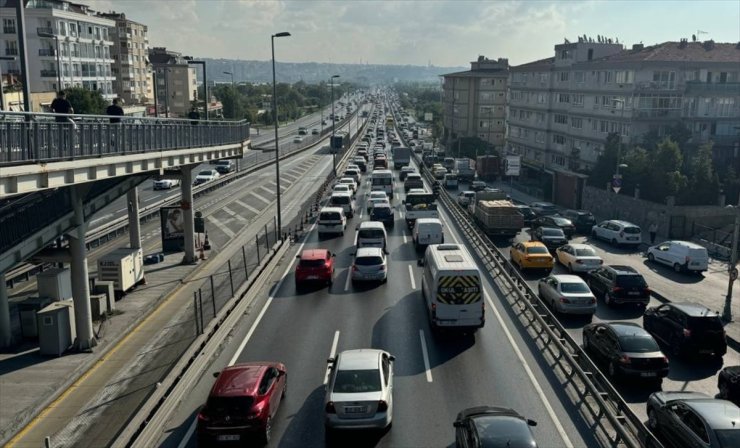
[
  {"left": 619, "top": 355, "right": 631, "bottom": 364},
  {"left": 661, "top": 356, "right": 669, "bottom": 364},
  {"left": 431, "top": 303, "right": 437, "bottom": 320},
  {"left": 643, "top": 287, "right": 651, "bottom": 294},
  {"left": 197, "top": 411, "right": 209, "bottom": 422},
  {"left": 379, "top": 265, "right": 386, "bottom": 271},
  {"left": 559, "top": 297, "right": 571, "bottom": 304},
  {"left": 352, "top": 265, "right": 358, "bottom": 272},
  {"left": 377, "top": 400, "right": 388, "bottom": 412},
  {"left": 683, "top": 328, "right": 691, "bottom": 338},
  {"left": 612, "top": 287, "right": 623, "bottom": 294},
  {"left": 598, "top": 260, "right": 604, "bottom": 264},
  {"left": 590, "top": 298, "right": 596, "bottom": 304},
  {"left": 325, "top": 401, "right": 336, "bottom": 414}
]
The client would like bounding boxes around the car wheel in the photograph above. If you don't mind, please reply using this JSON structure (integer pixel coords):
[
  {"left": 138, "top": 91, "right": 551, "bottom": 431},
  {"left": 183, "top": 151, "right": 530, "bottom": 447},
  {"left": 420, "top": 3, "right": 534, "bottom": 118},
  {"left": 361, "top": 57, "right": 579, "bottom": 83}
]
[
  {"left": 261, "top": 417, "right": 272, "bottom": 444},
  {"left": 673, "top": 263, "right": 682, "bottom": 273},
  {"left": 604, "top": 291, "right": 612, "bottom": 306},
  {"left": 647, "top": 253, "right": 655, "bottom": 262},
  {"left": 611, "top": 238, "right": 618, "bottom": 247},
  {"left": 647, "top": 408, "right": 658, "bottom": 430}
]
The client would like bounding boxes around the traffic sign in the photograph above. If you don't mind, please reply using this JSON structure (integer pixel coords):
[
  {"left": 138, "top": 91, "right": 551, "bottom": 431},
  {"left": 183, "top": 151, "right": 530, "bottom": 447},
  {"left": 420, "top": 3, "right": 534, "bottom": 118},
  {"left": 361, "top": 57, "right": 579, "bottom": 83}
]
[
  {"left": 505, "top": 156, "right": 521, "bottom": 176},
  {"left": 612, "top": 174, "right": 622, "bottom": 194}
]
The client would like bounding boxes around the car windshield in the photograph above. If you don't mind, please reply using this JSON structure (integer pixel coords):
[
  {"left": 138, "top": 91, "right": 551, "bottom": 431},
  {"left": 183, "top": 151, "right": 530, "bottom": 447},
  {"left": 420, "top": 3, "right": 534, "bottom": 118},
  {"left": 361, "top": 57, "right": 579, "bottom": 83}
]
[
  {"left": 355, "top": 256, "right": 383, "bottom": 266},
  {"left": 619, "top": 335, "right": 660, "bottom": 353},
  {"left": 526, "top": 246, "right": 549, "bottom": 255},
  {"left": 553, "top": 217, "right": 571, "bottom": 225},
  {"left": 575, "top": 248, "right": 597, "bottom": 257},
  {"left": 616, "top": 275, "right": 647, "bottom": 288},
  {"left": 623, "top": 226, "right": 641, "bottom": 234},
  {"left": 716, "top": 430, "right": 740, "bottom": 447},
  {"left": 542, "top": 228, "right": 565, "bottom": 237},
  {"left": 319, "top": 212, "right": 341, "bottom": 221},
  {"left": 560, "top": 282, "right": 590, "bottom": 293},
  {"left": 197, "top": 171, "right": 212, "bottom": 176},
  {"left": 330, "top": 196, "right": 350, "bottom": 205},
  {"left": 473, "top": 416, "right": 534, "bottom": 448},
  {"left": 206, "top": 396, "right": 254, "bottom": 418},
  {"left": 373, "top": 207, "right": 392, "bottom": 216},
  {"left": 359, "top": 229, "right": 385, "bottom": 239},
  {"left": 333, "top": 369, "right": 381, "bottom": 393},
  {"left": 300, "top": 259, "right": 326, "bottom": 268}
]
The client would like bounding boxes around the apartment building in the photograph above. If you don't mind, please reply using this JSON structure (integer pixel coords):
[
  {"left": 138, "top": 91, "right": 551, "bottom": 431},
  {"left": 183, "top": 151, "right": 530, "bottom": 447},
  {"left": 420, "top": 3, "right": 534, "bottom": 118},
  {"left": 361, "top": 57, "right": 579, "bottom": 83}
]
[
  {"left": 148, "top": 47, "right": 197, "bottom": 117},
  {"left": 507, "top": 38, "right": 740, "bottom": 205},
  {"left": 98, "top": 11, "right": 149, "bottom": 105},
  {"left": 0, "top": 0, "right": 115, "bottom": 101},
  {"left": 441, "top": 56, "right": 509, "bottom": 152}
]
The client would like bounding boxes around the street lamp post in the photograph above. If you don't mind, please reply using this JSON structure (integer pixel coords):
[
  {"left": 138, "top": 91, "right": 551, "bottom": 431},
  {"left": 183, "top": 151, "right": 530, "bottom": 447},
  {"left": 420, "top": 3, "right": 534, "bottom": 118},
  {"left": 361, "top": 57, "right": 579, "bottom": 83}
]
[
  {"left": 330, "top": 74, "right": 340, "bottom": 175},
  {"left": 612, "top": 97, "right": 629, "bottom": 192},
  {"left": 186, "top": 58, "right": 208, "bottom": 120},
  {"left": 272, "top": 32, "right": 291, "bottom": 235}
]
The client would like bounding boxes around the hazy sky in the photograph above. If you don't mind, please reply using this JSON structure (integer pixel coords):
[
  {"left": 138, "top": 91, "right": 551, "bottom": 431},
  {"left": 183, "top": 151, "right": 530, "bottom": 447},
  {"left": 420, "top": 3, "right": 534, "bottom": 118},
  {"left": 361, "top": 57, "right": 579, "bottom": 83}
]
[{"left": 87, "top": 0, "right": 740, "bottom": 67}]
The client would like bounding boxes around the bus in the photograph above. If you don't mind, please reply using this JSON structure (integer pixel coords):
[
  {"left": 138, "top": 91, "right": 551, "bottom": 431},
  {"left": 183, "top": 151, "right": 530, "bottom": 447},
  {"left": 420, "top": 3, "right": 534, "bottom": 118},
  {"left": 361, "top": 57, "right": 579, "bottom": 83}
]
[{"left": 370, "top": 169, "right": 394, "bottom": 198}]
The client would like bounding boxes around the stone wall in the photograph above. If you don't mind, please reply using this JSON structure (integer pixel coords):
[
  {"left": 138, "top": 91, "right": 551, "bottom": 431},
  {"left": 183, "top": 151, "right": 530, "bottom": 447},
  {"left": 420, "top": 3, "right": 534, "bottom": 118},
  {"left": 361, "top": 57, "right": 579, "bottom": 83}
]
[{"left": 581, "top": 185, "right": 736, "bottom": 239}]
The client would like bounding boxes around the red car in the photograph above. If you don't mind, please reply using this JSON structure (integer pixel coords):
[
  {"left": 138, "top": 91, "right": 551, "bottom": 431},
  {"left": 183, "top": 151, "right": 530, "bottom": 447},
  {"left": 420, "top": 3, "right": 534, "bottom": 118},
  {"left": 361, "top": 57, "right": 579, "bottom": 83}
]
[
  {"left": 295, "top": 249, "right": 335, "bottom": 286},
  {"left": 197, "top": 362, "right": 287, "bottom": 445}
]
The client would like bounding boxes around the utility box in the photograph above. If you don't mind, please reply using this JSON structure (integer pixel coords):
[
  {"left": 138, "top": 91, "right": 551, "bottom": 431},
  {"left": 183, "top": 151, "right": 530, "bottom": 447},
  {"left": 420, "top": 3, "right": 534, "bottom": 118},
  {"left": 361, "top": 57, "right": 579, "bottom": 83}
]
[
  {"left": 89, "top": 294, "right": 107, "bottom": 320},
  {"left": 92, "top": 280, "right": 116, "bottom": 311},
  {"left": 98, "top": 248, "right": 144, "bottom": 297},
  {"left": 19, "top": 297, "right": 54, "bottom": 339},
  {"left": 37, "top": 268, "right": 72, "bottom": 300},
  {"left": 38, "top": 299, "right": 76, "bottom": 357}
]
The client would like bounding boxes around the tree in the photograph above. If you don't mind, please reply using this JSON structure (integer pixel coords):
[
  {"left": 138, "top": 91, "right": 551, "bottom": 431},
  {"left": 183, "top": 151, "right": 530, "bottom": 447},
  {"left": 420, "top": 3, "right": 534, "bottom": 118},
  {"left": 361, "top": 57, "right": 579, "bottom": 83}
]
[
  {"left": 587, "top": 132, "right": 621, "bottom": 188},
  {"left": 681, "top": 141, "right": 719, "bottom": 205},
  {"left": 65, "top": 87, "right": 107, "bottom": 115},
  {"left": 642, "top": 137, "right": 687, "bottom": 202}
]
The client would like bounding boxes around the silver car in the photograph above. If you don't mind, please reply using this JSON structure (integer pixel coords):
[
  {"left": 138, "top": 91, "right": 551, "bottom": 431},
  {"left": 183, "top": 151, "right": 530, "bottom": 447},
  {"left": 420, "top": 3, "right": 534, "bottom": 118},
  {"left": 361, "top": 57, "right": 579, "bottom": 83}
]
[
  {"left": 537, "top": 274, "right": 597, "bottom": 315},
  {"left": 350, "top": 247, "right": 388, "bottom": 283},
  {"left": 325, "top": 349, "right": 395, "bottom": 431},
  {"left": 555, "top": 243, "right": 603, "bottom": 273}
]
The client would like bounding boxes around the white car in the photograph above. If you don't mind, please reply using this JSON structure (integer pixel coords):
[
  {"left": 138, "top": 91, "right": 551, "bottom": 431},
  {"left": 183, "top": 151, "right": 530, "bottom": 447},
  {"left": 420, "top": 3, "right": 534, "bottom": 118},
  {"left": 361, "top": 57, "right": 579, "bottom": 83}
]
[
  {"left": 193, "top": 169, "right": 220, "bottom": 186},
  {"left": 457, "top": 191, "right": 476, "bottom": 207},
  {"left": 591, "top": 220, "right": 642, "bottom": 247},
  {"left": 350, "top": 247, "right": 388, "bottom": 283},
  {"left": 293, "top": 135, "right": 304, "bottom": 143},
  {"left": 646, "top": 240, "right": 709, "bottom": 273},
  {"left": 338, "top": 177, "right": 358, "bottom": 193},
  {"left": 333, "top": 184, "right": 352, "bottom": 195},
  {"left": 344, "top": 168, "right": 362, "bottom": 184},
  {"left": 153, "top": 178, "right": 180, "bottom": 190},
  {"left": 367, "top": 197, "right": 390, "bottom": 213},
  {"left": 555, "top": 243, "right": 603, "bottom": 273},
  {"left": 325, "top": 349, "right": 394, "bottom": 432}
]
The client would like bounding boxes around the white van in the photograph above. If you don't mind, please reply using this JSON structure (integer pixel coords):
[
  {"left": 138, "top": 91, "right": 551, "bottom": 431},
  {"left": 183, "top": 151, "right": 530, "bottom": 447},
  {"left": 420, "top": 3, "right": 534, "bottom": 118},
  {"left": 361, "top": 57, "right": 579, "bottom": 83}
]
[
  {"left": 371, "top": 169, "right": 394, "bottom": 199},
  {"left": 420, "top": 244, "right": 484, "bottom": 333},
  {"left": 413, "top": 218, "right": 444, "bottom": 248},
  {"left": 355, "top": 221, "right": 388, "bottom": 251},
  {"left": 318, "top": 207, "right": 347, "bottom": 237},
  {"left": 328, "top": 191, "right": 355, "bottom": 218},
  {"left": 647, "top": 240, "right": 709, "bottom": 273}
]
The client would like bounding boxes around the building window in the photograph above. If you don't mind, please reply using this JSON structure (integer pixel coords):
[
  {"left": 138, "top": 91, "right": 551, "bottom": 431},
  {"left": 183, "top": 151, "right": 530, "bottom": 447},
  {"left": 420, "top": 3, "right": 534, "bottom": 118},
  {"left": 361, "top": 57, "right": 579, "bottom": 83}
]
[
  {"left": 559, "top": 72, "right": 569, "bottom": 82},
  {"left": 554, "top": 114, "right": 568, "bottom": 125},
  {"left": 615, "top": 70, "right": 634, "bottom": 84},
  {"left": 557, "top": 93, "right": 570, "bottom": 104},
  {"left": 652, "top": 71, "right": 676, "bottom": 89},
  {"left": 510, "top": 90, "right": 523, "bottom": 101},
  {"left": 535, "top": 112, "right": 545, "bottom": 123},
  {"left": 572, "top": 94, "right": 584, "bottom": 106},
  {"left": 571, "top": 117, "right": 583, "bottom": 129},
  {"left": 560, "top": 49, "right": 570, "bottom": 59},
  {"left": 551, "top": 154, "right": 566, "bottom": 166},
  {"left": 538, "top": 93, "right": 546, "bottom": 104},
  {"left": 3, "top": 18, "right": 16, "bottom": 33},
  {"left": 539, "top": 73, "right": 548, "bottom": 84},
  {"left": 574, "top": 71, "right": 584, "bottom": 83},
  {"left": 479, "top": 92, "right": 493, "bottom": 102},
  {"left": 535, "top": 132, "right": 545, "bottom": 143},
  {"left": 552, "top": 134, "right": 566, "bottom": 145}
]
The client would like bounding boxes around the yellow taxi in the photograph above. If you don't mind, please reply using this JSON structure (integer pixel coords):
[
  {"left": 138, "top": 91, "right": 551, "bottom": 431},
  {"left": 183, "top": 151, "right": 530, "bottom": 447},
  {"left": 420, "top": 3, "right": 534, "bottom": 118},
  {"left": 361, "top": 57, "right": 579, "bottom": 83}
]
[{"left": 510, "top": 241, "right": 554, "bottom": 272}]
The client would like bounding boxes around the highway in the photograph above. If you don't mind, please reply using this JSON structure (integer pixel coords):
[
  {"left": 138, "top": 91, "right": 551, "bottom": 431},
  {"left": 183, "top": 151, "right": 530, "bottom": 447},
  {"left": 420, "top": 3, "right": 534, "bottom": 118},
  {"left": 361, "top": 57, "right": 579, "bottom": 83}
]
[{"left": 154, "top": 118, "right": 597, "bottom": 447}]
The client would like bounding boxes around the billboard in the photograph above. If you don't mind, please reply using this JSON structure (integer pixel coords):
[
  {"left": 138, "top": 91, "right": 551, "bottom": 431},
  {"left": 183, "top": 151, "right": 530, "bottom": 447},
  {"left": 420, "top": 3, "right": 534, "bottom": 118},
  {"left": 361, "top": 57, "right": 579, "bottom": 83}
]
[
  {"left": 160, "top": 206, "right": 185, "bottom": 252},
  {"left": 424, "top": 112, "right": 433, "bottom": 122},
  {"left": 504, "top": 156, "right": 521, "bottom": 176}
]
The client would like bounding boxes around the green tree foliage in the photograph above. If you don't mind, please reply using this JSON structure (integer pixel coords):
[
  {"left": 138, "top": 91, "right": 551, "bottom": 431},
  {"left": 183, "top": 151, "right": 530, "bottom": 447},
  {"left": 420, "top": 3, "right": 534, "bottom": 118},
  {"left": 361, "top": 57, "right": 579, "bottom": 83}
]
[
  {"left": 65, "top": 87, "right": 107, "bottom": 115},
  {"left": 681, "top": 141, "right": 720, "bottom": 205}
]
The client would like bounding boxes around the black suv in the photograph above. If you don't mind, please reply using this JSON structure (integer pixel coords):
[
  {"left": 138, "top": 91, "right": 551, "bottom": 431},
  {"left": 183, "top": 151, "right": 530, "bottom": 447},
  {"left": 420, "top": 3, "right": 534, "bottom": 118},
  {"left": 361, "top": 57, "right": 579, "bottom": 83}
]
[
  {"left": 531, "top": 227, "right": 568, "bottom": 251},
  {"left": 533, "top": 215, "right": 576, "bottom": 238},
  {"left": 643, "top": 302, "right": 727, "bottom": 358},
  {"left": 586, "top": 265, "right": 650, "bottom": 306},
  {"left": 562, "top": 209, "right": 597, "bottom": 233}
]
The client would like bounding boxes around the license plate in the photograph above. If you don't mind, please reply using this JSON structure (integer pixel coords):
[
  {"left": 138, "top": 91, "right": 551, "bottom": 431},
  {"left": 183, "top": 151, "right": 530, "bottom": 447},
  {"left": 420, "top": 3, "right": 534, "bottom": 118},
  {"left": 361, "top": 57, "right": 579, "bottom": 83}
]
[
  {"left": 218, "top": 435, "right": 240, "bottom": 441},
  {"left": 628, "top": 237, "right": 638, "bottom": 241},
  {"left": 628, "top": 292, "right": 640, "bottom": 296},
  {"left": 345, "top": 406, "right": 366, "bottom": 414},
  {"left": 307, "top": 275, "right": 318, "bottom": 280},
  {"left": 640, "top": 372, "right": 657, "bottom": 377}
]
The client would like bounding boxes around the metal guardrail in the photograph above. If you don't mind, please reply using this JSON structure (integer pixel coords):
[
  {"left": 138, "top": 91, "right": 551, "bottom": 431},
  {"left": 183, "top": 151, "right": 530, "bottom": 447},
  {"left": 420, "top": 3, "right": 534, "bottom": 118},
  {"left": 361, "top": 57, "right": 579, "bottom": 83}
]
[
  {"left": 0, "top": 111, "right": 250, "bottom": 165},
  {"left": 394, "top": 104, "right": 662, "bottom": 448}
]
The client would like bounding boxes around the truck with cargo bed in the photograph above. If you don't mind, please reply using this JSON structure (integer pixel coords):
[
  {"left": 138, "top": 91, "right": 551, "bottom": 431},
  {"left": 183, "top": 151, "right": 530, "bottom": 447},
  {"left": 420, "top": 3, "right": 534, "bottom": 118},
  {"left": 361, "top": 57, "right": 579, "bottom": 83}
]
[
  {"left": 468, "top": 190, "right": 524, "bottom": 237},
  {"left": 454, "top": 158, "right": 476, "bottom": 182}
]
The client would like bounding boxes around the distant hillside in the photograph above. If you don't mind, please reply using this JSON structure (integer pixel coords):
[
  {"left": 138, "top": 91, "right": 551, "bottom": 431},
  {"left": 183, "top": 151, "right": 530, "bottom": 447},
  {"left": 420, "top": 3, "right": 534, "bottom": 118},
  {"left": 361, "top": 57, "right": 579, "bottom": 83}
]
[{"left": 201, "top": 59, "right": 465, "bottom": 85}]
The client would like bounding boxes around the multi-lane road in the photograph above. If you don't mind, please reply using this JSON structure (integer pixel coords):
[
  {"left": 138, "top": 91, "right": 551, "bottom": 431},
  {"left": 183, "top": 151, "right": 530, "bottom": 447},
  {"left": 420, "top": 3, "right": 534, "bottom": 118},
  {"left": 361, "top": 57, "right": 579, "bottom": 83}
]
[{"left": 154, "top": 123, "right": 598, "bottom": 447}]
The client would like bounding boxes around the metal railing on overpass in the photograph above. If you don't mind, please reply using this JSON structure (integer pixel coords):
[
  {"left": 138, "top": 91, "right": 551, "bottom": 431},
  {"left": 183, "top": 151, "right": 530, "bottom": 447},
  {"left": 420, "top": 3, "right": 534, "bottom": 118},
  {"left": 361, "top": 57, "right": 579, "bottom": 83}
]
[{"left": 0, "top": 111, "right": 250, "bottom": 165}]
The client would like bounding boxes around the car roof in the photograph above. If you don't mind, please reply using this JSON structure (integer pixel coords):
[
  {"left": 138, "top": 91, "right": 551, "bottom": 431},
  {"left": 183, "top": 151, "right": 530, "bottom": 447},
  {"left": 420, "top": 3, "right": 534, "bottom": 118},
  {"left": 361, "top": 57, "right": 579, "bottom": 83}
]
[
  {"left": 521, "top": 241, "right": 547, "bottom": 248},
  {"left": 668, "top": 302, "right": 717, "bottom": 317},
  {"left": 336, "top": 349, "right": 383, "bottom": 370},
  {"left": 532, "top": 201, "right": 555, "bottom": 206},
  {"left": 663, "top": 240, "right": 705, "bottom": 249},
  {"left": 551, "top": 274, "right": 584, "bottom": 283},
  {"left": 568, "top": 243, "right": 595, "bottom": 250},
  {"left": 607, "top": 220, "right": 639, "bottom": 227},
  {"left": 356, "top": 247, "right": 384, "bottom": 257},
  {"left": 539, "top": 226, "right": 565, "bottom": 233},
  {"left": 331, "top": 191, "right": 352, "bottom": 198},
  {"left": 606, "top": 321, "right": 648, "bottom": 337},
  {"left": 566, "top": 209, "right": 592, "bottom": 215},
  {"left": 683, "top": 399, "right": 740, "bottom": 429},
  {"left": 320, "top": 206, "right": 344, "bottom": 213},
  {"left": 416, "top": 218, "right": 442, "bottom": 225},
  {"left": 300, "top": 249, "right": 329, "bottom": 260},
  {"left": 359, "top": 221, "right": 385, "bottom": 229},
  {"left": 211, "top": 362, "right": 272, "bottom": 397},
  {"left": 605, "top": 265, "right": 639, "bottom": 274},
  {"left": 457, "top": 406, "right": 525, "bottom": 421}
]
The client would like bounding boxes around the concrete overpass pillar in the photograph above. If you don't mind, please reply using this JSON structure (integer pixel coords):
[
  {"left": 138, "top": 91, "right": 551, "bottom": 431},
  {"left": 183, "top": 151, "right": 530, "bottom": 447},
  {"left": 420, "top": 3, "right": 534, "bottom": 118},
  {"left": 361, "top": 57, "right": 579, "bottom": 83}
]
[
  {"left": 127, "top": 187, "right": 142, "bottom": 250},
  {"left": 181, "top": 167, "right": 197, "bottom": 264},
  {"left": 69, "top": 186, "right": 97, "bottom": 351},
  {"left": 0, "top": 273, "right": 12, "bottom": 348}
]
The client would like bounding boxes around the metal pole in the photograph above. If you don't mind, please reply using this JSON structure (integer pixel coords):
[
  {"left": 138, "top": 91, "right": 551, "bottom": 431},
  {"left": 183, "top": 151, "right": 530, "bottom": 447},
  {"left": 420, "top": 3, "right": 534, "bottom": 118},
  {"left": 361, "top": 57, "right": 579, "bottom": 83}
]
[
  {"left": 203, "top": 62, "right": 208, "bottom": 120},
  {"left": 723, "top": 197, "right": 740, "bottom": 322},
  {"left": 256, "top": 234, "right": 261, "bottom": 263},
  {"left": 54, "top": 36, "right": 61, "bottom": 91},
  {"left": 227, "top": 260, "right": 235, "bottom": 296},
  {"left": 271, "top": 35, "right": 283, "bottom": 233},
  {"left": 242, "top": 245, "right": 248, "bottom": 277},
  {"left": 198, "top": 292, "right": 204, "bottom": 334},
  {"left": 193, "top": 292, "right": 199, "bottom": 334},
  {"left": 164, "top": 69, "right": 170, "bottom": 118},
  {"left": 153, "top": 71, "right": 159, "bottom": 117},
  {"left": 15, "top": 1, "right": 32, "bottom": 112},
  {"left": 331, "top": 79, "right": 336, "bottom": 175}
]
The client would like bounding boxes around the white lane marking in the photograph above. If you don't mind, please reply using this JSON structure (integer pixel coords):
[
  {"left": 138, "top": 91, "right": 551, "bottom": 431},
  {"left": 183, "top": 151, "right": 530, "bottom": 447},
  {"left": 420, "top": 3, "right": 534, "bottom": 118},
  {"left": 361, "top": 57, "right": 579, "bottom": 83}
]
[
  {"left": 484, "top": 292, "right": 574, "bottom": 448},
  {"left": 267, "top": 180, "right": 278, "bottom": 187},
  {"left": 235, "top": 199, "right": 261, "bottom": 215},
  {"left": 324, "top": 331, "right": 341, "bottom": 384},
  {"left": 419, "top": 330, "right": 433, "bottom": 383},
  {"left": 402, "top": 233, "right": 407, "bottom": 244},
  {"left": 178, "top": 423, "right": 196, "bottom": 448},
  {"left": 259, "top": 186, "right": 276, "bottom": 195},
  {"left": 144, "top": 195, "right": 159, "bottom": 202},
  {"left": 408, "top": 265, "right": 416, "bottom": 289},
  {"left": 284, "top": 172, "right": 299, "bottom": 181},
  {"left": 250, "top": 191, "right": 271, "bottom": 205},
  {"left": 90, "top": 214, "right": 113, "bottom": 225},
  {"left": 222, "top": 206, "right": 247, "bottom": 222},
  {"left": 115, "top": 208, "right": 126, "bottom": 213},
  {"left": 344, "top": 266, "right": 352, "bottom": 292},
  {"left": 208, "top": 215, "right": 235, "bottom": 238}
]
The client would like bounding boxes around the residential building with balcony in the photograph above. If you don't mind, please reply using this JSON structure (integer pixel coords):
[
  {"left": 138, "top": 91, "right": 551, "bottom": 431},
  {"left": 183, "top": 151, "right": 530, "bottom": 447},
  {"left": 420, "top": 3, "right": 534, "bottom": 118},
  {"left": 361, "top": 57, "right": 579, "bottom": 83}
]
[
  {"left": 98, "top": 11, "right": 149, "bottom": 105},
  {"left": 148, "top": 47, "right": 197, "bottom": 117},
  {"left": 507, "top": 37, "right": 740, "bottom": 207},
  {"left": 0, "top": 0, "right": 116, "bottom": 101},
  {"left": 441, "top": 56, "right": 509, "bottom": 153}
]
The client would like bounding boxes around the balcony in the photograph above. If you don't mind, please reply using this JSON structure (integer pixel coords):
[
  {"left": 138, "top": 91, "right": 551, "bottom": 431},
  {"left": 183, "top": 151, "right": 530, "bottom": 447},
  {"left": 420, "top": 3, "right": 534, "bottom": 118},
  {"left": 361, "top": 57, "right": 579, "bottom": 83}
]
[
  {"left": 5, "top": 48, "right": 18, "bottom": 56},
  {"left": 3, "top": 27, "right": 16, "bottom": 34},
  {"left": 634, "top": 80, "right": 682, "bottom": 91},
  {"left": 36, "top": 27, "right": 54, "bottom": 36},
  {"left": 685, "top": 81, "right": 740, "bottom": 95},
  {"left": 40, "top": 69, "right": 58, "bottom": 78},
  {"left": 6, "top": 69, "right": 20, "bottom": 75},
  {"left": 38, "top": 48, "right": 56, "bottom": 57},
  {"left": 635, "top": 109, "right": 681, "bottom": 119}
]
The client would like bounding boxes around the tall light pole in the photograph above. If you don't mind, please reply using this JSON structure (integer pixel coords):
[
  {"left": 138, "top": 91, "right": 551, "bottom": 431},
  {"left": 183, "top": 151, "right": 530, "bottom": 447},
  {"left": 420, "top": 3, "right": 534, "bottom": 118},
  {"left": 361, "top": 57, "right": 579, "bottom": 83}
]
[
  {"left": 223, "top": 71, "right": 235, "bottom": 118},
  {"left": 272, "top": 31, "right": 291, "bottom": 235},
  {"left": 330, "top": 74, "right": 340, "bottom": 175},
  {"left": 612, "top": 97, "right": 629, "bottom": 192}
]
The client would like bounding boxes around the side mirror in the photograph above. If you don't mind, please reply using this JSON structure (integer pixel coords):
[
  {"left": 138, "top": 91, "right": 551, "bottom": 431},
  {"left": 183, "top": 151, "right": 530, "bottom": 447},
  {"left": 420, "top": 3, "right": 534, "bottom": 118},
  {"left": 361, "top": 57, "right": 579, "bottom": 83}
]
[
  {"left": 527, "top": 419, "right": 538, "bottom": 427},
  {"left": 212, "top": 371, "right": 220, "bottom": 378},
  {"left": 327, "top": 357, "right": 335, "bottom": 364},
  {"left": 331, "top": 253, "right": 336, "bottom": 257},
  {"left": 295, "top": 255, "right": 301, "bottom": 259},
  {"left": 453, "top": 421, "right": 463, "bottom": 428},
  {"left": 388, "top": 355, "right": 396, "bottom": 362},
  {"left": 417, "top": 259, "right": 425, "bottom": 267},
  {"left": 278, "top": 370, "right": 286, "bottom": 377}
]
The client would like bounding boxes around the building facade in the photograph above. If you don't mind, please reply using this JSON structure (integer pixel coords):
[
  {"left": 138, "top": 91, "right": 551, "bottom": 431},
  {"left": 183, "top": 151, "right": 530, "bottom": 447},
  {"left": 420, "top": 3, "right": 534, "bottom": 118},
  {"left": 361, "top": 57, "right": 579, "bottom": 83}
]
[
  {"left": 507, "top": 38, "right": 740, "bottom": 190},
  {"left": 0, "top": 0, "right": 116, "bottom": 101},
  {"left": 148, "top": 47, "right": 197, "bottom": 117},
  {"left": 98, "top": 11, "right": 149, "bottom": 105},
  {"left": 441, "top": 56, "right": 509, "bottom": 153}
]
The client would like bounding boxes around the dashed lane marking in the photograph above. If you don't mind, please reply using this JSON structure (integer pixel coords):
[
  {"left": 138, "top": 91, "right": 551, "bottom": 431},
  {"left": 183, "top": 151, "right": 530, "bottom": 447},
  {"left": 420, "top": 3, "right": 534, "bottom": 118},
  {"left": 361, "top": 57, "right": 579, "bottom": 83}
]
[
  {"left": 208, "top": 215, "right": 235, "bottom": 238},
  {"left": 222, "top": 206, "right": 247, "bottom": 222},
  {"left": 250, "top": 191, "right": 271, "bottom": 205},
  {"left": 234, "top": 199, "right": 261, "bottom": 215}
]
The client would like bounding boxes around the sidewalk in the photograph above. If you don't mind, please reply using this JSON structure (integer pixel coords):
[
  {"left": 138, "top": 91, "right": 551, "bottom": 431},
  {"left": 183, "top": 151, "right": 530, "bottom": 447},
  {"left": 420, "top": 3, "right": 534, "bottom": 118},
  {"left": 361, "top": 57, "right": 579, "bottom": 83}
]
[{"left": 487, "top": 180, "right": 740, "bottom": 351}]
